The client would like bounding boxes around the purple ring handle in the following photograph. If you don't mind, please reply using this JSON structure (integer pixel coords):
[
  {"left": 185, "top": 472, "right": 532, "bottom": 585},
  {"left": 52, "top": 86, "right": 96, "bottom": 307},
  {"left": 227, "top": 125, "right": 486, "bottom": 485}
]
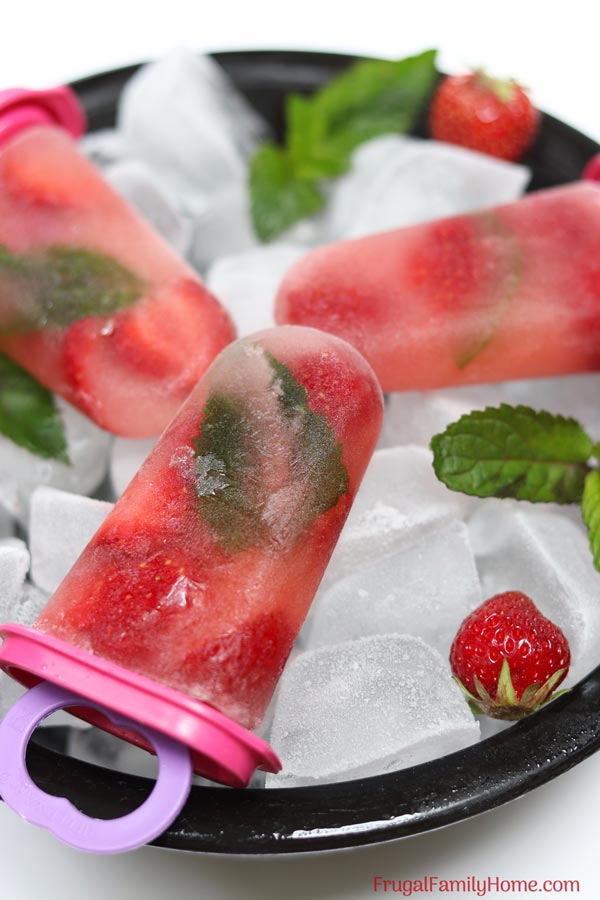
[{"left": 0, "top": 682, "right": 193, "bottom": 854}]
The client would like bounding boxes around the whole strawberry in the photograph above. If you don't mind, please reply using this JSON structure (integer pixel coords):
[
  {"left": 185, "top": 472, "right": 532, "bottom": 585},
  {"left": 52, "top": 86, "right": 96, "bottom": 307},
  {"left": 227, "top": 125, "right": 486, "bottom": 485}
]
[
  {"left": 450, "top": 591, "right": 570, "bottom": 720},
  {"left": 429, "top": 70, "right": 539, "bottom": 161}
]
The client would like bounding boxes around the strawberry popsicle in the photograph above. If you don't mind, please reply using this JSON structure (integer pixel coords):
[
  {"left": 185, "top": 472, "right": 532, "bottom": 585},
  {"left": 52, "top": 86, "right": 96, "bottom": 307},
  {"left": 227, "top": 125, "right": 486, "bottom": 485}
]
[
  {"left": 0, "top": 89, "right": 235, "bottom": 437},
  {"left": 33, "top": 325, "right": 383, "bottom": 730},
  {"left": 276, "top": 183, "right": 600, "bottom": 391}
]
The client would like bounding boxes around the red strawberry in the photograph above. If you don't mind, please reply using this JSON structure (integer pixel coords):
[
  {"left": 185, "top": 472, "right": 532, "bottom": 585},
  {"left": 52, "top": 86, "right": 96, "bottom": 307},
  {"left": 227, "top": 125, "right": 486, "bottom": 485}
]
[
  {"left": 450, "top": 591, "right": 570, "bottom": 720},
  {"left": 62, "top": 315, "right": 179, "bottom": 436},
  {"left": 181, "top": 610, "right": 296, "bottom": 729},
  {"left": 61, "top": 278, "right": 235, "bottom": 436},
  {"left": 0, "top": 128, "right": 106, "bottom": 208},
  {"left": 429, "top": 71, "right": 539, "bottom": 161},
  {"left": 405, "top": 214, "right": 520, "bottom": 366},
  {"left": 111, "top": 279, "right": 233, "bottom": 380}
]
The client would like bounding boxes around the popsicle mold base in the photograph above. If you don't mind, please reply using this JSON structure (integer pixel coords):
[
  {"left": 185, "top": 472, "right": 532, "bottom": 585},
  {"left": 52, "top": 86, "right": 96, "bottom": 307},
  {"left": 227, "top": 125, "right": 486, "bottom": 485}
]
[
  {"left": 0, "top": 680, "right": 193, "bottom": 854},
  {"left": 0, "top": 623, "right": 281, "bottom": 787}
]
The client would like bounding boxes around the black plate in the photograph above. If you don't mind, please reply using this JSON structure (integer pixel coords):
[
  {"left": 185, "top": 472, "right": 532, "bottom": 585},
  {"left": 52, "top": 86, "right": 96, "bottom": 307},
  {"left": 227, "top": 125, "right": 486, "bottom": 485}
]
[{"left": 17, "top": 50, "right": 600, "bottom": 855}]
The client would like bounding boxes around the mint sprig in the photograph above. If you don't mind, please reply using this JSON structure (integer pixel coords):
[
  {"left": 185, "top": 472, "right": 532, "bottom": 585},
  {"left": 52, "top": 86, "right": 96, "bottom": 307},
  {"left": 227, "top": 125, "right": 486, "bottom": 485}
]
[
  {"left": 250, "top": 49, "right": 438, "bottom": 242},
  {"left": 0, "top": 352, "right": 69, "bottom": 463},
  {"left": 431, "top": 405, "right": 592, "bottom": 504},
  {"left": 0, "top": 244, "right": 145, "bottom": 332},
  {"left": 582, "top": 471, "right": 600, "bottom": 570},
  {"left": 250, "top": 145, "right": 325, "bottom": 244},
  {"left": 430, "top": 403, "right": 600, "bottom": 572}
]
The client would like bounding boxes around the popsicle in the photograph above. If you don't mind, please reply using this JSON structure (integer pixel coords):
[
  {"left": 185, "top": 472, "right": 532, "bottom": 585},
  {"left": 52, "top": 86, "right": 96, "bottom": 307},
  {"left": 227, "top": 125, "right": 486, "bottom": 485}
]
[
  {"left": 0, "top": 88, "right": 235, "bottom": 437},
  {"left": 275, "top": 183, "right": 600, "bottom": 392},
  {"left": 5, "top": 325, "right": 383, "bottom": 735}
]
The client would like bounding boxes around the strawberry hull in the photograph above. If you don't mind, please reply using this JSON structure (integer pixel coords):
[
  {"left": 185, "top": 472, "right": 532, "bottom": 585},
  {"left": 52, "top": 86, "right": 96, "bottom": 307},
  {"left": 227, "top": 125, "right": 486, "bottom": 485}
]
[
  {"left": 276, "top": 183, "right": 600, "bottom": 391},
  {"left": 0, "top": 126, "right": 235, "bottom": 436},
  {"left": 35, "top": 326, "right": 383, "bottom": 730}
]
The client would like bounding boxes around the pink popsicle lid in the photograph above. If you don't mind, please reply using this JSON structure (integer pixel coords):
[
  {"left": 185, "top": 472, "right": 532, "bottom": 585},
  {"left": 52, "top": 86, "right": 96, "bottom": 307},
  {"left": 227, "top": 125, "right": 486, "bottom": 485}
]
[
  {"left": 0, "top": 624, "right": 281, "bottom": 853},
  {"left": 0, "top": 86, "right": 86, "bottom": 147}
]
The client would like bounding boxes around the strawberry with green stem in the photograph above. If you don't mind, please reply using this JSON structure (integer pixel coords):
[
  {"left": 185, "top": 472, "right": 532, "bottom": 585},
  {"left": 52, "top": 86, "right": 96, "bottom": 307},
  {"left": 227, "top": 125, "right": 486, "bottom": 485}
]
[
  {"left": 429, "top": 70, "right": 539, "bottom": 162},
  {"left": 451, "top": 591, "right": 570, "bottom": 720}
]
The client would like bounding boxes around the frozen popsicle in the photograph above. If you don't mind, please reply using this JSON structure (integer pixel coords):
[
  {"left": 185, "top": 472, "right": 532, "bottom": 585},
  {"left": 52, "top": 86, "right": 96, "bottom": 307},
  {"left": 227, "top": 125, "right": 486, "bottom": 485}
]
[
  {"left": 0, "top": 88, "right": 235, "bottom": 437},
  {"left": 32, "top": 325, "right": 383, "bottom": 730},
  {"left": 276, "top": 183, "right": 600, "bottom": 392}
]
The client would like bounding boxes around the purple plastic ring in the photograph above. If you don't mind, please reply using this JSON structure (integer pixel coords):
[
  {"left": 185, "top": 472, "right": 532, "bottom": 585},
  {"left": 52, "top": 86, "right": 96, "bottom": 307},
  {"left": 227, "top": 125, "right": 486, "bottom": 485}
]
[{"left": 0, "top": 682, "right": 193, "bottom": 854}]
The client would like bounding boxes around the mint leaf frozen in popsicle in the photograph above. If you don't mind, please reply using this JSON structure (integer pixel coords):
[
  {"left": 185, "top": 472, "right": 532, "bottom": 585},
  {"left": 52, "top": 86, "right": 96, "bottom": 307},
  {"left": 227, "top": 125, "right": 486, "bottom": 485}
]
[
  {"left": 193, "top": 392, "right": 268, "bottom": 551},
  {"left": 0, "top": 351, "right": 69, "bottom": 462},
  {"left": 267, "top": 353, "right": 349, "bottom": 519},
  {"left": 0, "top": 244, "right": 145, "bottom": 331},
  {"left": 193, "top": 352, "right": 348, "bottom": 551},
  {"left": 430, "top": 404, "right": 593, "bottom": 504}
]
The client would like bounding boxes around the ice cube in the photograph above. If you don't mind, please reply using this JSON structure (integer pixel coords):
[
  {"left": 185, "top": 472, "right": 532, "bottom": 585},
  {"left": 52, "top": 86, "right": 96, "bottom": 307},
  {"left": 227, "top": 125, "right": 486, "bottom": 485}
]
[
  {"left": 110, "top": 437, "right": 157, "bottom": 497},
  {"left": 29, "top": 488, "right": 114, "bottom": 594},
  {"left": 321, "top": 135, "right": 530, "bottom": 241},
  {"left": 79, "top": 128, "right": 127, "bottom": 170},
  {"left": 306, "top": 519, "right": 481, "bottom": 657},
  {"left": 0, "top": 539, "right": 29, "bottom": 615},
  {"left": 380, "top": 384, "right": 508, "bottom": 449},
  {"left": 118, "top": 49, "right": 268, "bottom": 202},
  {"left": 0, "top": 506, "right": 13, "bottom": 539},
  {"left": 469, "top": 502, "right": 600, "bottom": 685},
  {"left": 187, "top": 184, "right": 258, "bottom": 274},
  {"left": 7, "top": 582, "right": 49, "bottom": 626},
  {"left": 206, "top": 245, "right": 306, "bottom": 337},
  {"left": 266, "top": 634, "right": 479, "bottom": 787},
  {"left": 104, "top": 159, "right": 193, "bottom": 256},
  {"left": 0, "top": 397, "right": 112, "bottom": 524},
  {"left": 325, "top": 446, "right": 474, "bottom": 582}
]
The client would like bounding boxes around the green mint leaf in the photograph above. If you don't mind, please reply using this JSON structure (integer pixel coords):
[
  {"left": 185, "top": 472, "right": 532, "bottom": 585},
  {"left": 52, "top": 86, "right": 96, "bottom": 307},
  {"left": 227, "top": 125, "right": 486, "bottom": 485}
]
[
  {"left": 0, "top": 351, "right": 69, "bottom": 463},
  {"left": 582, "top": 470, "right": 600, "bottom": 572},
  {"left": 193, "top": 351, "right": 348, "bottom": 551},
  {"left": 306, "top": 49, "right": 438, "bottom": 162},
  {"left": 249, "top": 49, "right": 437, "bottom": 242},
  {"left": 286, "top": 95, "right": 347, "bottom": 179},
  {"left": 453, "top": 214, "right": 522, "bottom": 369},
  {"left": 249, "top": 143, "right": 325, "bottom": 242},
  {"left": 0, "top": 244, "right": 145, "bottom": 331},
  {"left": 193, "top": 393, "right": 267, "bottom": 551},
  {"left": 266, "top": 353, "right": 349, "bottom": 519},
  {"left": 430, "top": 404, "right": 593, "bottom": 504}
]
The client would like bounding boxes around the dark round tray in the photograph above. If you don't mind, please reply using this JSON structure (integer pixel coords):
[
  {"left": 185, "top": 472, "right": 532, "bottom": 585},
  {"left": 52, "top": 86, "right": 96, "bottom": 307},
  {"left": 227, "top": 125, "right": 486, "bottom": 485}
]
[{"left": 20, "top": 50, "right": 600, "bottom": 855}]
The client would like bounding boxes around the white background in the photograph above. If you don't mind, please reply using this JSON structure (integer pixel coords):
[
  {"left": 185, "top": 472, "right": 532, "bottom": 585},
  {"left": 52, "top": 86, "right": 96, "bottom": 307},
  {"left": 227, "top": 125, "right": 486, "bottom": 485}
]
[{"left": 2, "top": 1, "right": 600, "bottom": 897}]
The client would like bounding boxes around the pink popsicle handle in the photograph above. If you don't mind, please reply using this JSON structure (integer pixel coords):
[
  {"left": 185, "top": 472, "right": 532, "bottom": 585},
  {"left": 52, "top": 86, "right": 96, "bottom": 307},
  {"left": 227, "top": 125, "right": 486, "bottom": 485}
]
[
  {"left": 0, "top": 86, "right": 86, "bottom": 147},
  {"left": 0, "top": 682, "right": 193, "bottom": 854}
]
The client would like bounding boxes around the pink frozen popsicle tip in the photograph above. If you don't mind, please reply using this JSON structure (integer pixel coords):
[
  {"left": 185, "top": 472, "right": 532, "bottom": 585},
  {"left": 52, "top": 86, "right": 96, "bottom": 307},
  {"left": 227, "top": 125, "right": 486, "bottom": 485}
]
[
  {"left": 582, "top": 153, "right": 600, "bottom": 183},
  {"left": 0, "top": 86, "right": 86, "bottom": 147}
]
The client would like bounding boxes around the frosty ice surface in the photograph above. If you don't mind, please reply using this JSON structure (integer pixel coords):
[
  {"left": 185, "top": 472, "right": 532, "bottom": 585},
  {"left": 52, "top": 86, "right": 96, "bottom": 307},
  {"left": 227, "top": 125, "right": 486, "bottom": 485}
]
[
  {"left": 266, "top": 634, "right": 480, "bottom": 787},
  {"left": 307, "top": 518, "right": 481, "bottom": 657}
]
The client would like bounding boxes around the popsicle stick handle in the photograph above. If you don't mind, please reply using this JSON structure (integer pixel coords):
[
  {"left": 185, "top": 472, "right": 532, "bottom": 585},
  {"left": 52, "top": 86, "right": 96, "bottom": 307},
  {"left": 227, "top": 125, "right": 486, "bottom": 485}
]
[{"left": 0, "top": 681, "right": 193, "bottom": 854}]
